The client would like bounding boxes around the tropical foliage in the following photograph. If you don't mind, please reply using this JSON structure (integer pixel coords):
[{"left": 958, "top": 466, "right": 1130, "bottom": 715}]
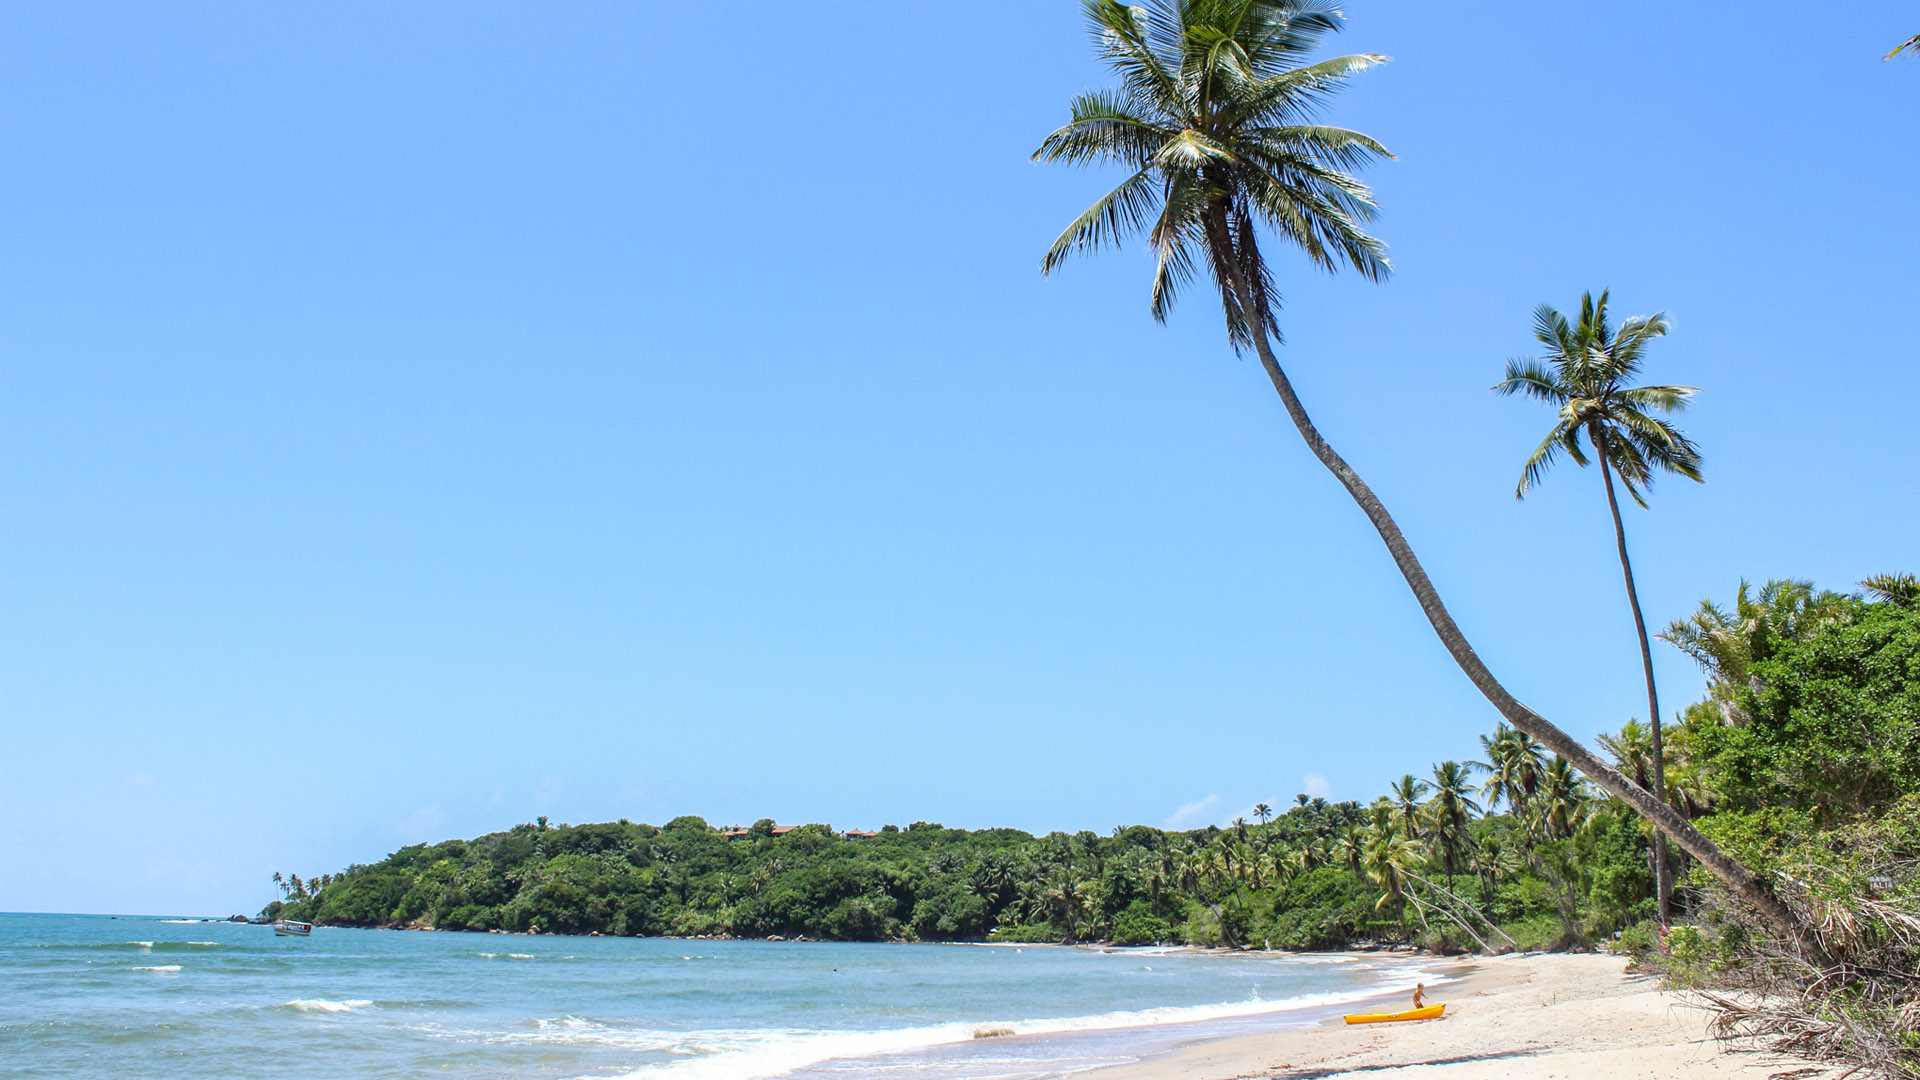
[
  {"left": 1613, "top": 580, "right": 1920, "bottom": 1077},
  {"left": 272, "top": 743, "right": 1656, "bottom": 953}
]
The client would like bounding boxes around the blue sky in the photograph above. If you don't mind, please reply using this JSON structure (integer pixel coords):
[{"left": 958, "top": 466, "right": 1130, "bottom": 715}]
[{"left": 3, "top": 1, "right": 1914, "bottom": 916}]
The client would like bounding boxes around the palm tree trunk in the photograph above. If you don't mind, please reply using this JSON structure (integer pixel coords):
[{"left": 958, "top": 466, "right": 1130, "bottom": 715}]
[
  {"left": 1197, "top": 214, "right": 1812, "bottom": 954},
  {"left": 1594, "top": 429, "right": 1673, "bottom": 925}
]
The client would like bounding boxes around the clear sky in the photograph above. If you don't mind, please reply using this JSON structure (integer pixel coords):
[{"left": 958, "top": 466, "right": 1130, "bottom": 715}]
[{"left": 3, "top": 2, "right": 1914, "bottom": 916}]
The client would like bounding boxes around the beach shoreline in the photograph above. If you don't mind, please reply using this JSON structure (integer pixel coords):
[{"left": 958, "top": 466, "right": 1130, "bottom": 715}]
[{"left": 1077, "top": 951, "right": 1807, "bottom": 1080}]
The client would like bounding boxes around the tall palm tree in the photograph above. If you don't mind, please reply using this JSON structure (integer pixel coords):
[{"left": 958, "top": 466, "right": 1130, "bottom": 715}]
[
  {"left": 1493, "top": 290, "right": 1702, "bottom": 924},
  {"left": 1426, "top": 761, "right": 1482, "bottom": 877},
  {"left": 1253, "top": 802, "right": 1273, "bottom": 826},
  {"left": 1034, "top": 0, "right": 1807, "bottom": 944}
]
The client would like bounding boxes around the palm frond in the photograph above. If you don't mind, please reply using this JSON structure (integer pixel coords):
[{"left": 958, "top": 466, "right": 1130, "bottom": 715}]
[
  {"left": 1492, "top": 359, "right": 1568, "bottom": 404},
  {"left": 1148, "top": 173, "right": 1211, "bottom": 323},
  {"left": 1614, "top": 410, "right": 1704, "bottom": 483},
  {"left": 1086, "top": 0, "right": 1188, "bottom": 119},
  {"left": 1615, "top": 382, "right": 1697, "bottom": 414},
  {"left": 1233, "top": 154, "right": 1388, "bottom": 280},
  {"left": 1516, "top": 423, "right": 1573, "bottom": 499},
  {"left": 1041, "top": 167, "right": 1162, "bottom": 275},
  {"left": 1031, "top": 90, "right": 1171, "bottom": 168},
  {"left": 1609, "top": 311, "right": 1670, "bottom": 369},
  {"left": 1243, "top": 122, "right": 1393, "bottom": 174},
  {"left": 1530, "top": 304, "right": 1577, "bottom": 366},
  {"left": 1232, "top": 53, "right": 1391, "bottom": 126}
]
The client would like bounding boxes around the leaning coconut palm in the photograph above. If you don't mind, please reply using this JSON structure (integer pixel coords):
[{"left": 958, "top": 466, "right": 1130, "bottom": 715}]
[
  {"left": 1034, "top": 0, "right": 1810, "bottom": 947},
  {"left": 1493, "top": 289, "right": 1703, "bottom": 924}
]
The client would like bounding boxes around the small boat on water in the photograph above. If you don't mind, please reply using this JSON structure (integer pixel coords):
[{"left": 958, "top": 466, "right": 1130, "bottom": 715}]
[
  {"left": 1344, "top": 1003, "right": 1444, "bottom": 1024},
  {"left": 273, "top": 920, "right": 313, "bottom": 937}
]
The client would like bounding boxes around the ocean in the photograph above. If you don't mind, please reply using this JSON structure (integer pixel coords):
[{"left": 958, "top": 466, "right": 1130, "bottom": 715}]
[{"left": 1, "top": 913, "right": 1443, "bottom": 1079}]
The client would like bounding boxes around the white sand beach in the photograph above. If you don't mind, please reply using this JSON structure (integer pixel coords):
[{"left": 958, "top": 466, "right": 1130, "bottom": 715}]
[{"left": 1084, "top": 952, "right": 1814, "bottom": 1080}]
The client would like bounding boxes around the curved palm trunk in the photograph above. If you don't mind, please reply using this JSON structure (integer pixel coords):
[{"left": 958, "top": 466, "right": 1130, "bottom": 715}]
[
  {"left": 1197, "top": 216, "right": 1811, "bottom": 952},
  {"left": 1594, "top": 429, "right": 1673, "bottom": 925}
]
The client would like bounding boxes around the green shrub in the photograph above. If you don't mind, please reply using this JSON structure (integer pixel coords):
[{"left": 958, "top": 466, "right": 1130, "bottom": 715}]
[{"left": 1109, "top": 901, "right": 1173, "bottom": 946}]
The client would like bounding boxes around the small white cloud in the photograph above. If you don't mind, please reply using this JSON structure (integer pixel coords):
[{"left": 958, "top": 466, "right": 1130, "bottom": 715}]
[
  {"left": 395, "top": 806, "right": 442, "bottom": 838},
  {"left": 126, "top": 772, "right": 155, "bottom": 788},
  {"left": 1302, "top": 773, "right": 1332, "bottom": 799},
  {"left": 1164, "top": 794, "right": 1220, "bottom": 829}
]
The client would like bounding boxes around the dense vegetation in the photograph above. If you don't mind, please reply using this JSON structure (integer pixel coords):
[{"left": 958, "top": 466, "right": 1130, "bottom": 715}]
[
  {"left": 268, "top": 784, "right": 1644, "bottom": 951},
  {"left": 1627, "top": 574, "right": 1920, "bottom": 1076},
  {"left": 270, "top": 577, "right": 1916, "bottom": 963}
]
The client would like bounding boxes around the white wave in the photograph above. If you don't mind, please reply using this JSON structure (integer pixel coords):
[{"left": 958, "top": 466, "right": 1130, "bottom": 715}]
[
  {"left": 555, "top": 967, "right": 1451, "bottom": 1080},
  {"left": 284, "top": 999, "right": 374, "bottom": 1013},
  {"left": 129, "top": 965, "right": 181, "bottom": 972},
  {"left": 161, "top": 919, "right": 201, "bottom": 924},
  {"left": 507, "top": 953, "right": 535, "bottom": 959},
  {"left": 128, "top": 941, "right": 155, "bottom": 948}
]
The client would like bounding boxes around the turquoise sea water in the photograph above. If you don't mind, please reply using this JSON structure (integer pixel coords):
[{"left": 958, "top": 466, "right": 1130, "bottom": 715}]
[{"left": 1, "top": 913, "right": 1442, "bottom": 1079}]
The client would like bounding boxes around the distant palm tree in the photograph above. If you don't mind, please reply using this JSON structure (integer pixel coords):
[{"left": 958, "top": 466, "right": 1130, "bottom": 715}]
[
  {"left": 1254, "top": 802, "right": 1273, "bottom": 826},
  {"left": 1426, "top": 761, "right": 1482, "bottom": 876},
  {"left": 1036, "top": 0, "right": 1806, "bottom": 948},
  {"left": 1272, "top": 845, "right": 1302, "bottom": 888},
  {"left": 1597, "top": 718, "right": 1658, "bottom": 793},
  {"left": 1294, "top": 793, "right": 1309, "bottom": 808},
  {"left": 1494, "top": 290, "right": 1702, "bottom": 924},
  {"left": 1475, "top": 724, "right": 1545, "bottom": 820},
  {"left": 1388, "top": 774, "right": 1429, "bottom": 841},
  {"left": 1536, "top": 756, "right": 1592, "bottom": 841},
  {"left": 1363, "top": 825, "right": 1425, "bottom": 924},
  {"left": 1337, "top": 826, "right": 1367, "bottom": 880},
  {"left": 1471, "top": 833, "right": 1519, "bottom": 907}
]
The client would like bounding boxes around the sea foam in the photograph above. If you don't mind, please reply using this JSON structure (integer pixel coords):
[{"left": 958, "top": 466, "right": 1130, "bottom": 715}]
[
  {"left": 283, "top": 999, "right": 374, "bottom": 1013},
  {"left": 563, "top": 965, "right": 1446, "bottom": 1080}
]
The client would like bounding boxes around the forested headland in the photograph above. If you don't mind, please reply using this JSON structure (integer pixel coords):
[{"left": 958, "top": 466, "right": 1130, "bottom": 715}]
[{"left": 271, "top": 574, "right": 1918, "bottom": 959}]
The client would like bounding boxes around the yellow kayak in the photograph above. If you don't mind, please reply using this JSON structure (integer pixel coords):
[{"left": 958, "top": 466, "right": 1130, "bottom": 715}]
[{"left": 1344, "top": 1003, "right": 1445, "bottom": 1024}]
